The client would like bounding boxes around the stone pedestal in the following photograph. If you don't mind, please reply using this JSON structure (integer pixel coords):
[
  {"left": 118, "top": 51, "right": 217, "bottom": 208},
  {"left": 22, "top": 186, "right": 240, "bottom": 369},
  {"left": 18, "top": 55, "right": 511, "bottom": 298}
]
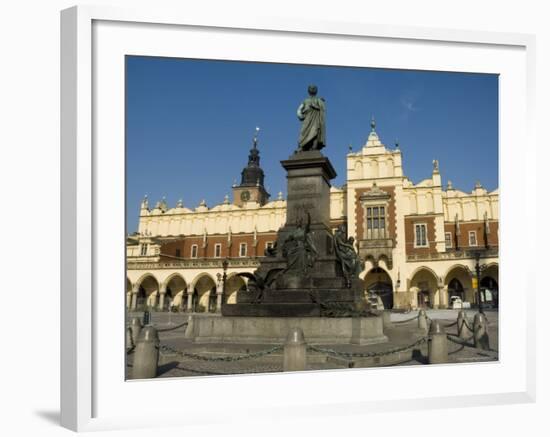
[
  {"left": 189, "top": 314, "right": 387, "bottom": 345},
  {"left": 223, "top": 150, "right": 368, "bottom": 318}
]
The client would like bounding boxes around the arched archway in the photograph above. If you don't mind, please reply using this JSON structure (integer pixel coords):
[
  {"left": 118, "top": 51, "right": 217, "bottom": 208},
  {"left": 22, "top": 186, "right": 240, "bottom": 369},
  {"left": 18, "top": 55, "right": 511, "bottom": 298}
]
[
  {"left": 364, "top": 267, "right": 393, "bottom": 309},
  {"left": 410, "top": 267, "right": 439, "bottom": 309},
  {"left": 193, "top": 274, "right": 217, "bottom": 313},
  {"left": 126, "top": 278, "right": 132, "bottom": 309},
  {"left": 225, "top": 274, "right": 247, "bottom": 304},
  {"left": 481, "top": 263, "right": 499, "bottom": 308},
  {"left": 448, "top": 278, "right": 464, "bottom": 302},
  {"left": 444, "top": 265, "right": 473, "bottom": 307},
  {"left": 164, "top": 274, "right": 187, "bottom": 311},
  {"left": 135, "top": 274, "right": 160, "bottom": 310}
]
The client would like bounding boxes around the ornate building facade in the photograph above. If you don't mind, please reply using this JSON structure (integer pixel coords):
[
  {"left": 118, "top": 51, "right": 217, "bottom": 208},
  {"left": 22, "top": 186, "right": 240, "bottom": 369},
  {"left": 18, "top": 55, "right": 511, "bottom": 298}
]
[{"left": 126, "top": 122, "right": 499, "bottom": 312}]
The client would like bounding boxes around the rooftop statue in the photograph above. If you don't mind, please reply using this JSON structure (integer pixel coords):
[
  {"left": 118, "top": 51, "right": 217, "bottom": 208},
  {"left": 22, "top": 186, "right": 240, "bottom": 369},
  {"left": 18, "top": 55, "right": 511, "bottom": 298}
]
[{"left": 296, "top": 85, "right": 326, "bottom": 152}]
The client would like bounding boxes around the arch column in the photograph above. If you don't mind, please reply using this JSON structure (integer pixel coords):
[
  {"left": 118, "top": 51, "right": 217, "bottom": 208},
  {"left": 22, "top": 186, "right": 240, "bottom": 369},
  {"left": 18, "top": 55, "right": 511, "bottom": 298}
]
[
  {"left": 429, "top": 290, "right": 436, "bottom": 309},
  {"left": 131, "top": 285, "right": 139, "bottom": 310},
  {"left": 436, "top": 285, "right": 448, "bottom": 309},
  {"left": 216, "top": 283, "right": 223, "bottom": 313},
  {"left": 186, "top": 284, "right": 194, "bottom": 312},
  {"left": 158, "top": 284, "right": 167, "bottom": 312}
]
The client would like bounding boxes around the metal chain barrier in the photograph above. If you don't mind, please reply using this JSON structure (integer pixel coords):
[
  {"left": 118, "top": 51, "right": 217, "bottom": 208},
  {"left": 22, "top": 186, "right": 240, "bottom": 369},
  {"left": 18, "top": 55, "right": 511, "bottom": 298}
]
[
  {"left": 156, "top": 321, "right": 189, "bottom": 333},
  {"left": 159, "top": 343, "right": 283, "bottom": 362},
  {"left": 306, "top": 336, "right": 428, "bottom": 359},
  {"left": 443, "top": 320, "right": 458, "bottom": 328},
  {"left": 446, "top": 333, "right": 475, "bottom": 347},
  {"left": 392, "top": 313, "right": 420, "bottom": 324}
]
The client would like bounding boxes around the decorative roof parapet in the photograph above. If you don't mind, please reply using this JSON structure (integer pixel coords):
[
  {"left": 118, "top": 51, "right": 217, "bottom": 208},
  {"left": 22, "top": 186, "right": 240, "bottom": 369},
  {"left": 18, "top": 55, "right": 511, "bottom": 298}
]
[{"left": 359, "top": 182, "right": 391, "bottom": 201}]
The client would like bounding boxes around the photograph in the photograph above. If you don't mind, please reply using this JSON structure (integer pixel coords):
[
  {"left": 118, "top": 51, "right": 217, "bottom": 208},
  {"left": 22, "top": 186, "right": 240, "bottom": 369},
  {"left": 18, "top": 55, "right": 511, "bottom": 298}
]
[{"left": 124, "top": 56, "right": 499, "bottom": 379}]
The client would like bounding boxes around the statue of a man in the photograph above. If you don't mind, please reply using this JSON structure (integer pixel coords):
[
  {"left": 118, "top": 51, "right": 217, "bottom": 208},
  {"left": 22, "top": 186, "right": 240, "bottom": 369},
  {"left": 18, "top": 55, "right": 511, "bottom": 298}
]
[{"left": 296, "top": 85, "right": 326, "bottom": 152}]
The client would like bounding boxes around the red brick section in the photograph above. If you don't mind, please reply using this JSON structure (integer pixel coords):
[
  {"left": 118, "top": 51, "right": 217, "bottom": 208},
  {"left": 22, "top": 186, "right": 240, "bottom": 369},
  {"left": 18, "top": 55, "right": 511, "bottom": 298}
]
[
  {"left": 159, "top": 233, "right": 278, "bottom": 259},
  {"left": 404, "top": 216, "right": 438, "bottom": 255},
  {"left": 354, "top": 186, "right": 396, "bottom": 243},
  {"left": 444, "top": 220, "right": 499, "bottom": 249}
]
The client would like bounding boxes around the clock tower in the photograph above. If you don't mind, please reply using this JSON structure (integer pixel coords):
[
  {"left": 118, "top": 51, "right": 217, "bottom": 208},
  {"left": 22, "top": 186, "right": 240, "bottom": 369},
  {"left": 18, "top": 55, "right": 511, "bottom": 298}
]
[{"left": 232, "top": 128, "right": 270, "bottom": 207}]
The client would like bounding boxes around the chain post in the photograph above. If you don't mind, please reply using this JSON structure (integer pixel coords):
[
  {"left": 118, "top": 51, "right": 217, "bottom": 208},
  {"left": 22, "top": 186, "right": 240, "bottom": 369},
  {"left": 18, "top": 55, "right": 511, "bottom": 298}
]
[
  {"left": 473, "top": 312, "right": 490, "bottom": 350},
  {"left": 283, "top": 328, "right": 307, "bottom": 371},
  {"left": 133, "top": 326, "right": 160, "bottom": 379},
  {"left": 428, "top": 320, "right": 448, "bottom": 364},
  {"left": 129, "top": 317, "right": 142, "bottom": 347},
  {"left": 418, "top": 309, "right": 429, "bottom": 334}
]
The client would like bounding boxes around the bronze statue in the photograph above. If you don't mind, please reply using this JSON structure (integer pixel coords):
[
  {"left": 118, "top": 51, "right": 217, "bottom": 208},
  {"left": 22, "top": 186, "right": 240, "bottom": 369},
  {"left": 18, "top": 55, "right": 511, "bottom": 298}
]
[
  {"left": 282, "top": 213, "right": 318, "bottom": 275},
  {"left": 333, "top": 224, "right": 364, "bottom": 286},
  {"left": 296, "top": 85, "right": 326, "bottom": 152}
]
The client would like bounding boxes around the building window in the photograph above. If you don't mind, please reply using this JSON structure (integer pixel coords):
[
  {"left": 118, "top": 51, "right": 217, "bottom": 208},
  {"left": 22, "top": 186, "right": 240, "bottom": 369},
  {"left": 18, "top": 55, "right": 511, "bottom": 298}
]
[
  {"left": 469, "top": 230, "right": 477, "bottom": 247},
  {"left": 265, "top": 241, "right": 274, "bottom": 250},
  {"left": 365, "top": 205, "right": 387, "bottom": 239},
  {"left": 239, "top": 243, "right": 247, "bottom": 257},
  {"left": 414, "top": 223, "right": 428, "bottom": 247},
  {"left": 214, "top": 243, "right": 222, "bottom": 258},
  {"left": 190, "top": 244, "right": 198, "bottom": 258},
  {"left": 175, "top": 248, "right": 181, "bottom": 258},
  {"left": 445, "top": 232, "right": 452, "bottom": 249},
  {"left": 140, "top": 243, "right": 148, "bottom": 256}
]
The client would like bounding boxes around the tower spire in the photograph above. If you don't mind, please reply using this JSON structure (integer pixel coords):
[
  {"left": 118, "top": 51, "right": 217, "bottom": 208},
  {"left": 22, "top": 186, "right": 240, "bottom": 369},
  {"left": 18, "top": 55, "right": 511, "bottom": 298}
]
[
  {"left": 232, "top": 127, "right": 270, "bottom": 206},
  {"left": 253, "top": 126, "right": 260, "bottom": 149}
]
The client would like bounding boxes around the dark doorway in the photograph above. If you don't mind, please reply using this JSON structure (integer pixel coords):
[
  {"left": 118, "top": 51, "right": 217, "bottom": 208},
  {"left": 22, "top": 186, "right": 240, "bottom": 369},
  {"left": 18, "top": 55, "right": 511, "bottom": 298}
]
[
  {"left": 448, "top": 278, "right": 465, "bottom": 302},
  {"left": 368, "top": 281, "right": 393, "bottom": 309},
  {"left": 417, "top": 290, "right": 431, "bottom": 308},
  {"left": 366, "top": 267, "right": 393, "bottom": 309},
  {"left": 481, "top": 276, "right": 499, "bottom": 308}
]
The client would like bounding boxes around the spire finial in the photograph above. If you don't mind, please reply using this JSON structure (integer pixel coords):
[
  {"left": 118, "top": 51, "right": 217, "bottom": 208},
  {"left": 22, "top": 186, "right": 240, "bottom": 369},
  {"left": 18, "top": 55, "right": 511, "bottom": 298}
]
[
  {"left": 370, "top": 115, "right": 376, "bottom": 132},
  {"left": 253, "top": 126, "right": 260, "bottom": 149}
]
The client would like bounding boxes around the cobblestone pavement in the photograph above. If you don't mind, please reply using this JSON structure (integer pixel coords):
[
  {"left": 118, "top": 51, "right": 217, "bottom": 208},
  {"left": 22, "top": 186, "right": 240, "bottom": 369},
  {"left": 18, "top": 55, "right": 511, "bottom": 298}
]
[{"left": 126, "top": 309, "right": 499, "bottom": 379}]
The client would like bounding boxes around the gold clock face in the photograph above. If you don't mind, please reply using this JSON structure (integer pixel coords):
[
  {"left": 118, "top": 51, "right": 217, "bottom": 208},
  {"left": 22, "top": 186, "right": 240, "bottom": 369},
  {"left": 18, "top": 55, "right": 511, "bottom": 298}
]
[{"left": 240, "top": 190, "right": 251, "bottom": 201}]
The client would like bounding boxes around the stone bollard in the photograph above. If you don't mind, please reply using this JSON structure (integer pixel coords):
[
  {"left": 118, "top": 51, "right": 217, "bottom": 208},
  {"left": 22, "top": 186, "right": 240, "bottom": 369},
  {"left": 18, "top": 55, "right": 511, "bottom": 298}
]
[
  {"left": 457, "top": 310, "right": 470, "bottom": 340},
  {"left": 428, "top": 320, "right": 448, "bottom": 364},
  {"left": 418, "top": 309, "right": 429, "bottom": 334},
  {"left": 381, "top": 310, "right": 393, "bottom": 328},
  {"left": 133, "top": 326, "right": 160, "bottom": 379},
  {"left": 129, "top": 317, "right": 142, "bottom": 347},
  {"left": 473, "top": 313, "right": 490, "bottom": 350},
  {"left": 184, "top": 315, "right": 194, "bottom": 339},
  {"left": 283, "top": 327, "right": 307, "bottom": 372}
]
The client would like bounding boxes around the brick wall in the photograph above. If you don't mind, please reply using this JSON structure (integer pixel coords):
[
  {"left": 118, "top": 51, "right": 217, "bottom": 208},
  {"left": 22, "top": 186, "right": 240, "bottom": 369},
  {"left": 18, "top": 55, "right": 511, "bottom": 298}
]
[
  {"left": 159, "top": 232, "right": 278, "bottom": 259},
  {"left": 443, "top": 220, "right": 499, "bottom": 249},
  {"left": 404, "top": 216, "right": 438, "bottom": 256}
]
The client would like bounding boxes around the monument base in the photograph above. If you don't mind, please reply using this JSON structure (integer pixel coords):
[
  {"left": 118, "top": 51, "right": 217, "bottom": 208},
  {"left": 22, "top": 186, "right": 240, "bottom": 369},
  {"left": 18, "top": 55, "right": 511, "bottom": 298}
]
[{"left": 187, "top": 314, "right": 388, "bottom": 345}]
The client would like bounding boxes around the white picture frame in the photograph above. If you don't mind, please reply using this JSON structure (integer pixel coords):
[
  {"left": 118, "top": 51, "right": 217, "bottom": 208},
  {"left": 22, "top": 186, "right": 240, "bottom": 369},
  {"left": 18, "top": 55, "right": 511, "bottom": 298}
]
[{"left": 60, "top": 5, "right": 536, "bottom": 432}]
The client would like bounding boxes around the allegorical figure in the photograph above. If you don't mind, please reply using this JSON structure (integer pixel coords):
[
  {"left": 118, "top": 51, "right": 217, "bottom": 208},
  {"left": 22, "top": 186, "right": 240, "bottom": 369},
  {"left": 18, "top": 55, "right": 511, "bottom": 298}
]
[
  {"left": 333, "top": 224, "right": 364, "bottom": 286},
  {"left": 282, "top": 213, "right": 318, "bottom": 275},
  {"left": 296, "top": 85, "right": 326, "bottom": 152}
]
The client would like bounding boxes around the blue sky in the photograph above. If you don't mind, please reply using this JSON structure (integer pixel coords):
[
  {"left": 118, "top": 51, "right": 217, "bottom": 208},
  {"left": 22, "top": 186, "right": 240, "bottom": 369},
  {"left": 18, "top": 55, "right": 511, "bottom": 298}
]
[{"left": 126, "top": 56, "right": 498, "bottom": 232}]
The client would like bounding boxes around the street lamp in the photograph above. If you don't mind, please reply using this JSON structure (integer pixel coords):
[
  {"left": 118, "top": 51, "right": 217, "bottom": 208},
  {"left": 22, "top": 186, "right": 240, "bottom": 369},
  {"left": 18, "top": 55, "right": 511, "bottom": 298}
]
[
  {"left": 474, "top": 251, "right": 484, "bottom": 315},
  {"left": 222, "top": 258, "right": 229, "bottom": 304}
]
